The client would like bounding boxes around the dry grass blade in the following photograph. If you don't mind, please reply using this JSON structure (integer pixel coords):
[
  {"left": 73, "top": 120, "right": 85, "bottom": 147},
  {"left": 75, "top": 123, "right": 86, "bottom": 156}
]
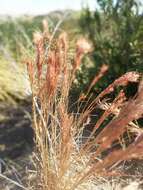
[
  {"left": 95, "top": 78, "right": 143, "bottom": 151},
  {"left": 80, "top": 64, "right": 109, "bottom": 100},
  {"left": 86, "top": 71, "right": 141, "bottom": 113},
  {"left": 82, "top": 90, "right": 126, "bottom": 151}
]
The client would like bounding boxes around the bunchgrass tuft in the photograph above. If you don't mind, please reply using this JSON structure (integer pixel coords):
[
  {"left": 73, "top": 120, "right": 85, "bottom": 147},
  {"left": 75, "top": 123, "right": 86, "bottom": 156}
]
[{"left": 26, "top": 20, "right": 143, "bottom": 190}]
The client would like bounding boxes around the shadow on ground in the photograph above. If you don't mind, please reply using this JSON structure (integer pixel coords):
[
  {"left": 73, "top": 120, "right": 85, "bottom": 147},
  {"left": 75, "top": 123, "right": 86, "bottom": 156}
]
[{"left": 0, "top": 99, "right": 33, "bottom": 159}]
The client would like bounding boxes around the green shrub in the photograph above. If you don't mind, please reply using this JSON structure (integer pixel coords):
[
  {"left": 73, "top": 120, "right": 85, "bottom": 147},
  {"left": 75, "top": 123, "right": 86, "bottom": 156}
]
[{"left": 79, "top": 0, "right": 143, "bottom": 93}]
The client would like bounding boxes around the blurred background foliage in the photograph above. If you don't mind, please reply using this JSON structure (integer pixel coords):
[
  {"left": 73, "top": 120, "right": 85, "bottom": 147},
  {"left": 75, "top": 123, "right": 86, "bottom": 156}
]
[
  {"left": 0, "top": 0, "right": 143, "bottom": 103},
  {"left": 79, "top": 0, "right": 143, "bottom": 94}
]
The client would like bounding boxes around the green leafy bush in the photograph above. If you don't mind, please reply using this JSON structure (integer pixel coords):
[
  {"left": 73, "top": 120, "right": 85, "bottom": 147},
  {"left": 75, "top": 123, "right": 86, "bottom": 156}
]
[{"left": 79, "top": 0, "right": 143, "bottom": 93}]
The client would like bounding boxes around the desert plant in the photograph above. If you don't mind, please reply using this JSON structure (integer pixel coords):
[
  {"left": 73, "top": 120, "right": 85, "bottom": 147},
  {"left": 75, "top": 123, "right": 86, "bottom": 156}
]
[{"left": 26, "top": 20, "right": 143, "bottom": 190}]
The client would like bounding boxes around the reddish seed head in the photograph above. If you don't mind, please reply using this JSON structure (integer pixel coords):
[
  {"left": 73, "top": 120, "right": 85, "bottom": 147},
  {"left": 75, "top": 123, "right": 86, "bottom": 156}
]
[
  {"left": 59, "top": 32, "right": 68, "bottom": 49},
  {"left": 100, "top": 64, "right": 109, "bottom": 73},
  {"left": 33, "top": 32, "right": 43, "bottom": 45},
  {"left": 42, "top": 19, "right": 49, "bottom": 33}
]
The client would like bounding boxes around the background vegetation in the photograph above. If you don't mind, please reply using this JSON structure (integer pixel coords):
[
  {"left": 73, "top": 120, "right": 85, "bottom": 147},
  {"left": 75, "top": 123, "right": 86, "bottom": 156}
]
[
  {"left": 1, "top": 1, "right": 143, "bottom": 101},
  {"left": 79, "top": 0, "right": 143, "bottom": 94},
  {"left": 0, "top": 1, "right": 143, "bottom": 189}
]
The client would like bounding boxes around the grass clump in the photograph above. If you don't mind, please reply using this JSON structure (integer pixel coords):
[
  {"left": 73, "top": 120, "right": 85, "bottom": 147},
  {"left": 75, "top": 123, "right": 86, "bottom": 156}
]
[{"left": 26, "top": 20, "right": 143, "bottom": 190}]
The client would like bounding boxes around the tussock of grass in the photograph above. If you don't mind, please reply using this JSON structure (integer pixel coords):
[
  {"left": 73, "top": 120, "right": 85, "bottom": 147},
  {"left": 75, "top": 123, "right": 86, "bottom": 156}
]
[
  {"left": 1, "top": 18, "right": 142, "bottom": 190},
  {"left": 25, "top": 20, "right": 143, "bottom": 190}
]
